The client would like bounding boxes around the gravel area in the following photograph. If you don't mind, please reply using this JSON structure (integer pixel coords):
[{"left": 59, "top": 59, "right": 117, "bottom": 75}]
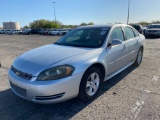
[{"left": 0, "top": 34, "right": 160, "bottom": 120}]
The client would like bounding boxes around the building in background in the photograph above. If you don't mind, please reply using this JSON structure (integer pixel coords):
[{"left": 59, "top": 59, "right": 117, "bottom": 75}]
[{"left": 3, "top": 22, "right": 20, "bottom": 30}]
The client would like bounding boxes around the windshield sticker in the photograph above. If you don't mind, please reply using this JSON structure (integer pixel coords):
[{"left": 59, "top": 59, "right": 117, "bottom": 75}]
[{"left": 100, "top": 31, "right": 107, "bottom": 35}]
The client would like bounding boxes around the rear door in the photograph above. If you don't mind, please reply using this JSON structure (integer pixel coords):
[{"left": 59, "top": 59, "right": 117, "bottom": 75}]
[
  {"left": 106, "top": 27, "right": 128, "bottom": 75},
  {"left": 123, "top": 27, "right": 140, "bottom": 63}
]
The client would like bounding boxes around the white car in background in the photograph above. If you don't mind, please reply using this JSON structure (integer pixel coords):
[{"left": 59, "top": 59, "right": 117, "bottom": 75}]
[
  {"left": 50, "top": 29, "right": 67, "bottom": 36},
  {"left": 0, "top": 30, "right": 5, "bottom": 34},
  {"left": 4, "top": 29, "right": 12, "bottom": 34},
  {"left": 8, "top": 30, "right": 22, "bottom": 35}
]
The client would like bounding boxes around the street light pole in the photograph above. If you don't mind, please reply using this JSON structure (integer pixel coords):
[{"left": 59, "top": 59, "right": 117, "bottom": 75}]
[
  {"left": 52, "top": 2, "right": 56, "bottom": 24},
  {"left": 127, "top": 0, "right": 131, "bottom": 24}
]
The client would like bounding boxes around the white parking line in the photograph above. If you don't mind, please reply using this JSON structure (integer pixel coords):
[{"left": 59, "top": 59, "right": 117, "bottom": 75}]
[
  {"left": 130, "top": 100, "right": 144, "bottom": 119},
  {"left": 126, "top": 90, "right": 150, "bottom": 120},
  {"left": 151, "top": 76, "right": 159, "bottom": 84},
  {"left": 126, "top": 74, "right": 160, "bottom": 120}
]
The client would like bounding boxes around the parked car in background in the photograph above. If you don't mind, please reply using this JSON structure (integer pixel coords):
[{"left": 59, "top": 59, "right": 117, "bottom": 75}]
[
  {"left": 22, "top": 29, "right": 31, "bottom": 35},
  {"left": 8, "top": 30, "right": 22, "bottom": 35},
  {"left": 46, "top": 29, "right": 55, "bottom": 35},
  {"left": 41, "top": 29, "right": 49, "bottom": 35},
  {"left": 61, "top": 29, "right": 68, "bottom": 35},
  {"left": 38, "top": 29, "right": 45, "bottom": 35},
  {"left": 145, "top": 24, "right": 160, "bottom": 38},
  {"left": 28, "top": 29, "right": 41, "bottom": 34},
  {"left": 0, "top": 30, "right": 5, "bottom": 34},
  {"left": 47, "top": 29, "right": 54, "bottom": 35},
  {"left": 49, "top": 29, "right": 67, "bottom": 36},
  {"left": 4, "top": 29, "right": 12, "bottom": 34},
  {"left": 8, "top": 24, "right": 145, "bottom": 104},
  {"left": 49, "top": 29, "right": 59, "bottom": 36},
  {"left": 130, "top": 24, "right": 143, "bottom": 34}
]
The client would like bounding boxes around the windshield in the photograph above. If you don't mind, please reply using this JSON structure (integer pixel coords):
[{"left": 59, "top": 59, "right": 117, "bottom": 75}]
[
  {"left": 149, "top": 25, "right": 160, "bottom": 29},
  {"left": 55, "top": 27, "right": 110, "bottom": 48}
]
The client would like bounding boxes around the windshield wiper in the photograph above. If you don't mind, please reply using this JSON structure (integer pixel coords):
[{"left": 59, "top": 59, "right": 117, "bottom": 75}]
[{"left": 54, "top": 42, "right": 62, "bottom": 45}]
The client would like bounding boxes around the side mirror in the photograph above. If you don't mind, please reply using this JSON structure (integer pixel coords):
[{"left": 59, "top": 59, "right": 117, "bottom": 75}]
[{"left": 111, "top": 39, "right": 122, "bottom": 46}]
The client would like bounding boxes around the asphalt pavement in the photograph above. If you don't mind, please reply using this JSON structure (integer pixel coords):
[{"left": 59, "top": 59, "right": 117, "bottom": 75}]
[{"left": 0, "top": 35, "right": 160, "bottom": 120}]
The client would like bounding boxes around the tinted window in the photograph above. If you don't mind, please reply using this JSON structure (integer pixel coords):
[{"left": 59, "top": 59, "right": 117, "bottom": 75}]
[
  {"left": 124, "top": 27, "right": 135, "bottom": 40},
  {"left": 110, "top": 27, "right": 125, "bottom": 42},
  {"left": 56, "top": 27, "right": 110, "bottom": 48}
]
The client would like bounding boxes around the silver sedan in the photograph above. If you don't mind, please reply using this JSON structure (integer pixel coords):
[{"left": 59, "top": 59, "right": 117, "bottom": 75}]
[{"left": 8, "top": 24, "right": 145, "bottom": 104}]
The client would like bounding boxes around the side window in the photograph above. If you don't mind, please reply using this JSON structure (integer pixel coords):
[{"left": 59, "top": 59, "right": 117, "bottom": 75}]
[
  {"left": 133, "top": 29, "right": 139, "bottom": 37},
  {"left": 110, "top": 27, "right": 125, "bottom": 42},
  {"left": 124, "top": 27, "right": 135, "bottom": 40}
]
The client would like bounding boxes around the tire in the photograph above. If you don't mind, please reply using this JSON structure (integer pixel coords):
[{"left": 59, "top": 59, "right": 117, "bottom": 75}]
[
  {"left": 78, "top": 67, "right": 102, "bottom": 101},
  {"left": 134, "top": 48, "right": 143, "bottom": 66}
]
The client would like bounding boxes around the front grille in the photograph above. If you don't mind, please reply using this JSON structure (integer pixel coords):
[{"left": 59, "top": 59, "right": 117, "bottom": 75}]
[
  {"left": 10, "top": 82, "right": 26, "bottom": 98},
  {"left": 11, "top": 66, "right": 32, "bottom": 80},
  {"left": 148, "top": 30, "right": 158, "bottom": 32}
]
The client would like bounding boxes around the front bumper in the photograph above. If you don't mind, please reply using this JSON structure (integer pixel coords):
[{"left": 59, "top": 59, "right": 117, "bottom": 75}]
[{"left": 8, "top": 69, "right": 83, "bottom": 104}]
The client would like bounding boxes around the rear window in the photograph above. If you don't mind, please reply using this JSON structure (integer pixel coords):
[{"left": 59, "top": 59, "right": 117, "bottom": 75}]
[
  {"left": 133, "top": 29, "right": 139, "bottom": 37},
  {"left": 124, "top": 27, "right": 135, "bottom": 40}
]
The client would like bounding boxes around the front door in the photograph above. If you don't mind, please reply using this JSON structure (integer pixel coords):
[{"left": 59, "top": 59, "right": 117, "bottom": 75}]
[{"left": 106, "top": 27, "right": 128, "bottom": 76}]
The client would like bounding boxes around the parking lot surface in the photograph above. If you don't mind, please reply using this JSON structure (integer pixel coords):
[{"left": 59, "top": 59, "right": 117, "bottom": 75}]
[{"left": 0, "top": 35, "right": 160, "bottom": 120}]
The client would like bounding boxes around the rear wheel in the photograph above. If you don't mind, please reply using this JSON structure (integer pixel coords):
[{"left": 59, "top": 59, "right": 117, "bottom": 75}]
[
  {"left": 78, "top": 67, "right": 102, "bottom": 101},
  {"left": 134, "top": 48, "right": 143, "bottom": 66}
]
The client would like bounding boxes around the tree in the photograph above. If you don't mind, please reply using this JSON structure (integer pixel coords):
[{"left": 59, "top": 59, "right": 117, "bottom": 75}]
[
  {"left": 151, "top": 20, "right": 160, "bottom": 24},
  {"left": 138, "top": 21, "right": 149, "bottom": 26},
  {"left": 88, "top": 22, "right": 94, "bottom": 25},
  {"left": 80, "top": 22, "right": 95, "bottom": 26},
  {"left": 23, "top": 26, "right": 30, "bottom": 29},
  {"left": 29, "top": 19, "right": 62, "bottom": 28},
  {"left": 80, "top": 22, "right": 87, "bottom": 26}
]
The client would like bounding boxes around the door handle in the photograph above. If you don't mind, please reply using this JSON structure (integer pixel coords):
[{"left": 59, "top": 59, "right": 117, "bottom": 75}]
[
  {"left": 136, "top": 40, "right": 139, "bottom": 43},
  {"left": 123, "top": 44, "right": 127, "bottom": 48}
]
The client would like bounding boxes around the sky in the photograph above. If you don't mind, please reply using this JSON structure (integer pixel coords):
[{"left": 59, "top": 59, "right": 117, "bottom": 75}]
[{"left": 0, "top": 0, "right": 160, "bottom": 27}]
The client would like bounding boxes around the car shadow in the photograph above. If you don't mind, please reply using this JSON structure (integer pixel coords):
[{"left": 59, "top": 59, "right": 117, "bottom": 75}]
[{"left": 0, "top": 65, "right": 137, "bottom": 120}]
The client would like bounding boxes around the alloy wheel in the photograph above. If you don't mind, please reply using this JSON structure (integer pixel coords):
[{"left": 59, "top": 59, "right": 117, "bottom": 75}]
[{"left": 86, "top": 73, "right": 100, "bottom": 96}]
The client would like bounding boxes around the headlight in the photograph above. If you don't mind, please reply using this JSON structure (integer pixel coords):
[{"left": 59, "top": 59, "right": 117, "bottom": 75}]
[{"left": 37, "top": 65, "right": 75, "bottom": 81}]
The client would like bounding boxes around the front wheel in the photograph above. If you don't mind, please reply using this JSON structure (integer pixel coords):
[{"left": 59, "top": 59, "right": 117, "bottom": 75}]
[
  {"left": 78, "top": 67, "right": 102, "bottom": 101},
  {"left": 134, "top": 48, "right": 143, "bottom": 66}
]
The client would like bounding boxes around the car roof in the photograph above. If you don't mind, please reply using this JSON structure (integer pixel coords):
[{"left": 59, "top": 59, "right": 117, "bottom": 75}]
[
  {"left": 77, "top": 24, "right": 131, "bottom": 29},
  {"left": 150, "top": 24, "right": 160, "bottom": 25}
]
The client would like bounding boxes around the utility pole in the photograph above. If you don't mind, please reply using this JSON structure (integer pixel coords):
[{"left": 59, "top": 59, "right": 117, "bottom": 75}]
[
  {"left": 52, "top": 2, "right": 56, "bottom": 24},
  {"left": 127, "top": 0, "right": 131, "bottom": 24},
  {"left": 10, "top": 21, "right": 12, "bottom": 30}
]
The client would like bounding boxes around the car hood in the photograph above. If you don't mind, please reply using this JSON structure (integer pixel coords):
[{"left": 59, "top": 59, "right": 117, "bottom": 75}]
[{"left": 12, "top": 44, "right": 100, "bottom": 75}]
